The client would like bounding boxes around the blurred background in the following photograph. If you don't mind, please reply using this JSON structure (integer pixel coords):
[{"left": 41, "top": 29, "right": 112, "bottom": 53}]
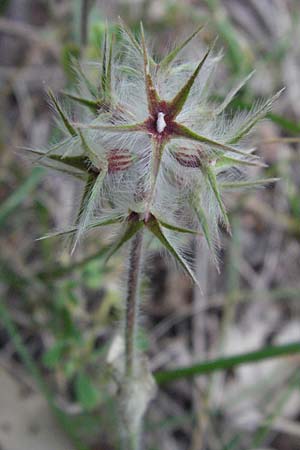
[{"left": 0, "top": 0, "right": 300, "bottom": 449}]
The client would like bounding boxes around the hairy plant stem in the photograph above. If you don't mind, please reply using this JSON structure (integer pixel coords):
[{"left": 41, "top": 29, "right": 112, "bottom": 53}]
[
  {"left": 119, "top": 228, "right": 145, "bottom": 450},
  {"left": 125, "top": 228, "right": 144, "bottom": 377}
]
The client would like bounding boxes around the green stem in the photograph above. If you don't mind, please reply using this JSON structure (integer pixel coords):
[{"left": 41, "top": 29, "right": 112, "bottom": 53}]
[{"left": 125, "top": 229, "right": 144, "bottom": 377}]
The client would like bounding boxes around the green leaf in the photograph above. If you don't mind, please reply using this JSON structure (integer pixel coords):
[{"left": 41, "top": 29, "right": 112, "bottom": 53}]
[
  {"left": 48, "top": 89, "right": 77, "bottom": 137},
  {"left": 75, "top": 372, "right": 100, "bottom": 410},
  {"left": 205, "top": 165, "right": 231, "bottom": 232},
  {"left": 145, "top": 216, "right": 198, "bottom": 284},
  {"left": 220, "top": 178, "right": 279, "bottom": 190},
  {"left": 104, "top": 217, "right": 144, "bottom": 263},
  {"left": 159, "top": 24, "right": 205, "bottom": 70},
  {"left": 173, "top": 123, "right": 259, "bottom": 160},
  {"left": 154, "top": 341, "right": 300, "bottom": 384},
  {"left": 168, "top": 49, "right": 210, "bottom": 119}
]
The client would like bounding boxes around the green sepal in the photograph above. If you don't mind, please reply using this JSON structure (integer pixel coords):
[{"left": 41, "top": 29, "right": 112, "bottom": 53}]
[
  {"left": 220, "top": 178, "right": 279, "bottom": 190},
  {"left": 53, "top": 154, "right": 90, "bottom": 172},
  {"left": 145, "top": 216, "right": 198, "bottom": 284},
  {"left": 48, "top": 89, "right": 77, "bottom": 137},
  {"left": 72, "top": 170, "right": 107, "bottom": 250},
  {"left": 78, "top": 122, "right": 144, "bottom": 133},
  {"left": 159, "top": 219, "right": 200, "bottom": 235},
  {"left": 100, "top": 27, "right": 114, "bottom": 103},
  {"left": 78, "top": 130, "right": 103, "bottom": 168},
  {"left": 205, "top": 165, "right": 231, "bottom": 233},
  {"left": 62, "top": 92, "right": 99, "bottom": 113},
  {"left": 228, "top": 89, "right": 284, "bottom": 144},
  {"left": 168, "top": 49, "right": 210, "bottom": 119},
  {"left": 174, "top": 123, "right": 259, "bottom": 160},
  {"left": 24, "top": 136, "right": 75, "bottom": 162},
  {"left": 73, "top": 59, "right": 99, "bottom": 99},
  {"left": 38, "top": 215, "right": 122, "bottom": 240},
  {"left": 104, "top": 217, "right": 144, "bottom": 263},
  {"left": 191, "top": 199, "right": 213, "bottom": 252},
  {"left": 140, "top": 22, "right": 160, "bottom": 116},
  {"left": 38, "top": 163, "right": 85, "bottom": 180},
  {"left": 118, "top": 18, "right": 156, "bottom": 67},
  {"left": 25, "top": 148, "right": 90, "bottom": 173},
  {"left": 215, "top": 155, "right": 266, "bottom": 169},
  {"left": 159, "top": 24, "right": 205, "bottom": 71}
]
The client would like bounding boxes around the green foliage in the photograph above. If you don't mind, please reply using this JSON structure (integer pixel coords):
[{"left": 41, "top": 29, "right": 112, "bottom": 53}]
[{"left": 75, "top": 372, "right": 101, "bottom": 410}]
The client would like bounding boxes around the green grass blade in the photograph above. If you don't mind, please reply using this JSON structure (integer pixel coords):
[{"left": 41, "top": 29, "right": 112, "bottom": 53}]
[
  {"left": 155, "top": 341, "right": 300, "bottom": 384},
  {"left": 251, "top": 371, "right": 300, "bottom": 448}
]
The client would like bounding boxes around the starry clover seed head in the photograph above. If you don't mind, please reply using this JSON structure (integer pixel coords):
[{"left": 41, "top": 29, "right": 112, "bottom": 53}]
[{"left": 32, "top": 22, "right": 281, "bottom": 283}]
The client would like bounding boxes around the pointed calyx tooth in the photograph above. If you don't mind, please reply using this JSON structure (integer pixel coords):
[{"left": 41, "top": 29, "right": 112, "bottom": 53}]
[{"left": 156, "top": 112, "right": 167, "bottom": 133}]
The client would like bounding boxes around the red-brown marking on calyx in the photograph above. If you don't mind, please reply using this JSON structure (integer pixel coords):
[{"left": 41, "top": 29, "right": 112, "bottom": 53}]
[
  {"left": 173, "top": 146, "right": 204, "bottom": 168},
  {"left": 107, "top": 148, "right": 132, "bottom": 173}
]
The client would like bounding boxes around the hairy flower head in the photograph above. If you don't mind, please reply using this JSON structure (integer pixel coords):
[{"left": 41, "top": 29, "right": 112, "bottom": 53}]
[{"left": 31, "top": 22, "right": 280, "bottom": 283}]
